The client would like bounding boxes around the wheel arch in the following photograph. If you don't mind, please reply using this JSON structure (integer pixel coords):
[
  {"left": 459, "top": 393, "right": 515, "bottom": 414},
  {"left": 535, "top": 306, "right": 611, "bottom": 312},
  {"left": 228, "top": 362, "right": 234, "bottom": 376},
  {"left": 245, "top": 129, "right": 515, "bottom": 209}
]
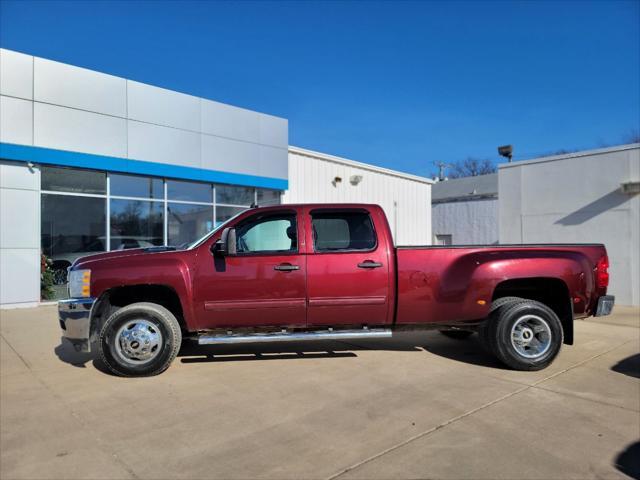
[
  {"left": 491, "top": 277, "right": 573, "bottom": 345},
  {"left": 90, "top": 284, "right": 188, "bottom": 343}
]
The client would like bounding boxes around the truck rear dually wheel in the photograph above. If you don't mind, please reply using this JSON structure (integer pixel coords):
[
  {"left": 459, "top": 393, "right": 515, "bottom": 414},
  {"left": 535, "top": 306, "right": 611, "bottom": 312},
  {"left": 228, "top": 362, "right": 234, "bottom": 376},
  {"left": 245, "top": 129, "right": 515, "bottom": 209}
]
[
  {"left": 98, "top": 302, "right": 182, "bottom": 377},
  {"left": 489, "top": 299, "right": 563, "bottom": 371}
]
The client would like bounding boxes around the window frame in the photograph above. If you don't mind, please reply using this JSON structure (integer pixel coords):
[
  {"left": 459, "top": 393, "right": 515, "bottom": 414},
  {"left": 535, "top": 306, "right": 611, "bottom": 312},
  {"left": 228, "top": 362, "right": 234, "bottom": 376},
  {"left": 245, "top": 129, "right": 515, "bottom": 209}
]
[
  {"left": 309, "top": 208, "right": 379, "bottom": 254},
  {"left": 232, "top": 210, "right": 300, "bottom": 257}
]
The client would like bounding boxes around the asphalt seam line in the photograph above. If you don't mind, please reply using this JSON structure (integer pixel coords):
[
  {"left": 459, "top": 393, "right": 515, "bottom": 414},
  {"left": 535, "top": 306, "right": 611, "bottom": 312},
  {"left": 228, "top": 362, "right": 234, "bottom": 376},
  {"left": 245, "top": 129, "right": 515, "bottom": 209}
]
[
  {"left": 0, "top": 332, "right": 32, "bottom": 369},
  {"left": 327, "top": 339, "right": 633, "bottom": 480}
]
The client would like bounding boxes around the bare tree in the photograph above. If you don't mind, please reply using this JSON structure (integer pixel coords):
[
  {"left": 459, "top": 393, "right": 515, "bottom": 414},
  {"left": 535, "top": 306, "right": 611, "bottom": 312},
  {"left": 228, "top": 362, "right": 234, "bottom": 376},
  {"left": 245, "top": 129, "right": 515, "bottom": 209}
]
[
  {"left": 446, "top": 157, "right": 496, "bottom": 179},
  {"left": 623, "top": 129, "right": 640, "bottom": 144}
]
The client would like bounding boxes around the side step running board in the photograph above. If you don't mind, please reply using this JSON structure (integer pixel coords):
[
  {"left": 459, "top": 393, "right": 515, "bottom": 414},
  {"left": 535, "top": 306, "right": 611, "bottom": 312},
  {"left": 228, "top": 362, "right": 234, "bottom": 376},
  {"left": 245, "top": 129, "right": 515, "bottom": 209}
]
[{"left": 198, "top": 328, "right": 392, "bottom": 345}]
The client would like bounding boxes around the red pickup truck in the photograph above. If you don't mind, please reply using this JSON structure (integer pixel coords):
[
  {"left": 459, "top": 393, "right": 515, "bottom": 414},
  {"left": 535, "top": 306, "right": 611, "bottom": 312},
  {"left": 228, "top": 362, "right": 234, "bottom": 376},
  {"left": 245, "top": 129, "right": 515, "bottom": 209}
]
[{"left": 59, "top": 204, "right": 614, "bottom": 377}]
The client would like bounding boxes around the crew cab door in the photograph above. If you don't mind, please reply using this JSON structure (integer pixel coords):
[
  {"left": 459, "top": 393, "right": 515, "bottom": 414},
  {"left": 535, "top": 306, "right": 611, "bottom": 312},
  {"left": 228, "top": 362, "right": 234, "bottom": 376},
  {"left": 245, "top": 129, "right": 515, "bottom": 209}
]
[
  {"left": 304, "top": 207, "right": 392, "bottom": 327},
  {"left": 194, "top": 208, "right": 307, "bottom": 329}
]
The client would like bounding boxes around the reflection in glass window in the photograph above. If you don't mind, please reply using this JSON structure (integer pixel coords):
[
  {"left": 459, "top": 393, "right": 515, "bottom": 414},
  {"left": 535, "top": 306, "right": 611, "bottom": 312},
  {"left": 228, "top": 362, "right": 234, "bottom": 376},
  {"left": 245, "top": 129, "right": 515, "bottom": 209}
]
[
  {"left": 110, "top": 174, "right": 163, "bottom": 199},
  {"left": 216, "top": 185, "right": 254, "bottom": 205},
  {"left": 215, "top": 206, "right": 247, "bottom": 228},
  {"left": 41, "top": 194, "right": 106, "bottom": 298},
  {"left": 167, "top": 203, "right": 213, "bottom": 246},
  {"left": 167, "top": 180, "right": 211, "bottom": 203},
  {"left": 42, "top": 166, "right": 106, "bottom": 194},
  {"left": 110, "top": 200, "right": 164, "bottom": 250},
  {"left": 236, "top": 215, "right": 297, "bottom": 253},
  {"left": 257, "top": 189, "right": 281, "bottom": 206}
]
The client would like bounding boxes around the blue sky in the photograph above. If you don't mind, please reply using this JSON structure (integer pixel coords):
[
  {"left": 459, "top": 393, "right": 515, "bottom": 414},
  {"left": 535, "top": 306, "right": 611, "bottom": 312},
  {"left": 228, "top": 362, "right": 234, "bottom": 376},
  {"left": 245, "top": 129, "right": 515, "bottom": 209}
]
[{"left": 1, "top": 0, "right": 638, "bottom": 178}]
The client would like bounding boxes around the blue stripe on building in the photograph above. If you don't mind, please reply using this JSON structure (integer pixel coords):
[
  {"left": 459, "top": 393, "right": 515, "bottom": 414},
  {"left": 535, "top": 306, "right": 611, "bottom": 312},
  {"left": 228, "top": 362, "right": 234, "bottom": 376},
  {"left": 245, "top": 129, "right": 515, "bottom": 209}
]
[{"left": 0, "top": 142, "right": 288, "bottom": 191}]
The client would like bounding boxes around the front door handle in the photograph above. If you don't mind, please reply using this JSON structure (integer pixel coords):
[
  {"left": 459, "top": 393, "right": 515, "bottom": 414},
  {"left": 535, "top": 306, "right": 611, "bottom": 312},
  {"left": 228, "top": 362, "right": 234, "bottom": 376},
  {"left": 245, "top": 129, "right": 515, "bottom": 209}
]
[
  {"left": 274, "top": 263, "right": 300, "bottom": 272},
  {"left": 358, "top": 261, "right": 383, "bottom": 269}
]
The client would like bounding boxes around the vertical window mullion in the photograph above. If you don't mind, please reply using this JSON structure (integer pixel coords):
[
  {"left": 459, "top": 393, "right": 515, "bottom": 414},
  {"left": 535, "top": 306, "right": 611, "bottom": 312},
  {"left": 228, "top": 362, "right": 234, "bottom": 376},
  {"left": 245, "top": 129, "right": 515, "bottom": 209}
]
[
  {"left": 212, "top": 184, "right": 216, "bottom": 230},
  {"left": 163, "top": 180, "right": 168, "bottom": 246},
  {"left": 106, "top": 174, "right": 111, "bottom": 251}
]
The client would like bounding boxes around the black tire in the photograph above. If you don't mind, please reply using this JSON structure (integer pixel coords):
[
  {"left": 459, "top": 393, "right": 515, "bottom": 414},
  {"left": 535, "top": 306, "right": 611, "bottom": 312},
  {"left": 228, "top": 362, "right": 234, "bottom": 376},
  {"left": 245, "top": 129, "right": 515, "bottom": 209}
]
[
  {"left": 489, "top": 296, "right": 524, "bottom": 314},
  {"left": 479, "top": 296, "right": 525, "bottom": 353},
  {"left": 490, "top": 300, "right": 563, "bottom": 371},
  {"left": 98, "top": 302, "right": 182, "bottom": 377},
  {"left": 439, "top": 329, "right": 474, "bottom": 340}
]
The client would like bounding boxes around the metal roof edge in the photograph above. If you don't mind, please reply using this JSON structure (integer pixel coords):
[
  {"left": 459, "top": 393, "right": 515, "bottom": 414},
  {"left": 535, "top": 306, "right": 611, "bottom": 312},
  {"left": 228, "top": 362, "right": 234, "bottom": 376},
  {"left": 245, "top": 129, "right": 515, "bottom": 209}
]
[
  {"left": 498, "top": 143, "right": 640, "bottom": 169},
  {"left": 288, "top": 145, "right": 435, "bottom": 185}
]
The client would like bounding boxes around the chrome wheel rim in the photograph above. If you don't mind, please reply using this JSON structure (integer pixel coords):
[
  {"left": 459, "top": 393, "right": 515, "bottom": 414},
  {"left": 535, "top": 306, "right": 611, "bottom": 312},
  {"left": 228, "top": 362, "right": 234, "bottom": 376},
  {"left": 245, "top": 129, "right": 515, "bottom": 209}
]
[
  {"left": 510, "top": 314, "right": 552, "bottom": 359},
  {"left": 114, "top": 319, "right": 163, "bottom": 364}
]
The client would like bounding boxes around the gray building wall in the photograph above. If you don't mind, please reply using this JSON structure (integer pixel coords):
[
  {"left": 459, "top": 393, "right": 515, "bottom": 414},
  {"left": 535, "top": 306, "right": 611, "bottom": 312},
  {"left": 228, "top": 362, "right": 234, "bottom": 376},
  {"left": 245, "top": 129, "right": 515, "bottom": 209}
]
[
  {"left": 0, "top": 48, "right": 289, "bottom": 181},
  {"left": 499, "top": 144, "right": 640, "bottom": 306},
  {"left": 432, "top": 198, "right": 498, "bottom": 245}
]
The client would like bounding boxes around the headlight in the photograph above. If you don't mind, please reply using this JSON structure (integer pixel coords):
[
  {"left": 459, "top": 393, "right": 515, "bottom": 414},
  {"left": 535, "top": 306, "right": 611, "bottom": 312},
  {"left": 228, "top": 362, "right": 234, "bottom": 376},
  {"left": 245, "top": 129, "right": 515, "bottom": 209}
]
[{"left": 68, "top": 269, "right": 91, "bottom": 298}]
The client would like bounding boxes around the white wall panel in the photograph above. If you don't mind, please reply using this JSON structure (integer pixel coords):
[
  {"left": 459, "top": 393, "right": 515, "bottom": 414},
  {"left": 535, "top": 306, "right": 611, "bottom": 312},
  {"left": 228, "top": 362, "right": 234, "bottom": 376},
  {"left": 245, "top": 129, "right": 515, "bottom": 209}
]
[
  {"left": 0, "top": 49, "right": 33, "bottom": 100},
  {"left": 127, "top": 80, "right": 200, "bottom": 132},
  {"left": 0, "top": 188, "right": 39, "bottom": 249},
  {"left": 259, "top": 146, "right": 288, "bottom": 179},
  {"left": 0, "top": 161, "right": 40, "bottom": 306},
  {"left": 259, "top": 114, "right": 288, "bottom": 148},
  {"left": 0, "top": 96, "right": 32, "bottom": 145},
  {"left": 34, "top": 57, "right": 126, "bottom": 117},
  {"left": 0, "top": 161, "right": 39, "bottom": 190},
  {"left": 0, "top": 249, "right": 40, "bottom": 305},
  {"left": 201, "top": 134, "right": 260, "bottom": 176},
  {"left": 284, "top": 150, "right": 431, "bottom": 245},
  {"left": 128, "top": 120, "right": 201, "bottom": 168},
  {"left": 34, "top": 103, "right": 127, "bottom": 158},
  {"left": 201, "top": 99, "right": 260, "bottom": 143}
]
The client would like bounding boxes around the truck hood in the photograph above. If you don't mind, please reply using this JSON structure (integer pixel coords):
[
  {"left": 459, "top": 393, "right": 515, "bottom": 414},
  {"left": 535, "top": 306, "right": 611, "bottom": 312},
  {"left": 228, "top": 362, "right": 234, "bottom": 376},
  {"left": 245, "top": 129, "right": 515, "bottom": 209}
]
[{"left": 71, "top": 246, "right": 181, "bottom": 269}]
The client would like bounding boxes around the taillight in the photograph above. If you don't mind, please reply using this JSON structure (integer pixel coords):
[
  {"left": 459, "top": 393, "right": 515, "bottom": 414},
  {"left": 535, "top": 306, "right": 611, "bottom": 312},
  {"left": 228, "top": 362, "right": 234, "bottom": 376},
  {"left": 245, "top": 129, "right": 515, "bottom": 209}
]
[{"left": 596, "top": 256, "right": 609, "bottom": 289}]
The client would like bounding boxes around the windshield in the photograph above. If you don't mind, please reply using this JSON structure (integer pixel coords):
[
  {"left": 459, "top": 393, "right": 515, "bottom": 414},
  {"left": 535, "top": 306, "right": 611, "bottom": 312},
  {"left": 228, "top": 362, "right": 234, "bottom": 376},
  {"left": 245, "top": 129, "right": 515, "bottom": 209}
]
[{"left": 183, "top": 209, "right": 248, "bottom": 250}]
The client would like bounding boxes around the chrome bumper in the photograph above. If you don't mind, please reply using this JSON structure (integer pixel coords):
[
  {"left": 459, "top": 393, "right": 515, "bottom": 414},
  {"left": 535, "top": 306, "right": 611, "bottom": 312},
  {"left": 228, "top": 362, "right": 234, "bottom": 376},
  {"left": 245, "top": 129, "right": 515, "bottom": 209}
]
[
  {"left": 58, "top": 298, "right": 95, "bottom": 352},
  {"left": 595, "top": 295, "right": 615, "bottom": 317}
]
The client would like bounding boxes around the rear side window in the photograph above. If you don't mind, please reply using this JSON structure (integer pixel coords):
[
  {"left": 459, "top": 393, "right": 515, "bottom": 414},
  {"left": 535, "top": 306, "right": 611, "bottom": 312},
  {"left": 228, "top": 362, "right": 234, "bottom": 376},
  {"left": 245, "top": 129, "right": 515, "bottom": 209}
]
[{"left": 312, "top": 211, "right": 376, "bottom": 252}]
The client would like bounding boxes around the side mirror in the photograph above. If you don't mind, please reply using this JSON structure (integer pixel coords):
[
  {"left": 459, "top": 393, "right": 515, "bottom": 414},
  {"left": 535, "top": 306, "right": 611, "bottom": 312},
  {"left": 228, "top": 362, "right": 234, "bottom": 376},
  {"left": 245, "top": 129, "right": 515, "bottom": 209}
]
[{"left": 211, "top": 228, "right": 237, "bottom": 256}]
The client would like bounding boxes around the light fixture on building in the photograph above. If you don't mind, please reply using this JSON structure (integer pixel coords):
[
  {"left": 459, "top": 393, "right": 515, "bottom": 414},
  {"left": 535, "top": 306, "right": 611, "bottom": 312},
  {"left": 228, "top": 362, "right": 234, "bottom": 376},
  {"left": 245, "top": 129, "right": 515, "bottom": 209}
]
[
  {"left": 350, "top": 175, "right": 363, "bottom": 186},
  {"left": 498, "top": 145, "right": 513, "bottom": 162},
  {"left": 621, "top": 181, "right": 640, "bottom": 195},
  {"left": 331, "top": 176, "right": 343, "bottom": 187}
]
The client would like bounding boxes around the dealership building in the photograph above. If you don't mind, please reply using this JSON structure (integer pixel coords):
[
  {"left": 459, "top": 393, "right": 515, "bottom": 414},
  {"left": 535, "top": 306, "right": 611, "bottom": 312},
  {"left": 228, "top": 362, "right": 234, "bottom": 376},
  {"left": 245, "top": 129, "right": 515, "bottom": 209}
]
[{"left": 0, "top": 48, "right": 433, "bottom": 307}]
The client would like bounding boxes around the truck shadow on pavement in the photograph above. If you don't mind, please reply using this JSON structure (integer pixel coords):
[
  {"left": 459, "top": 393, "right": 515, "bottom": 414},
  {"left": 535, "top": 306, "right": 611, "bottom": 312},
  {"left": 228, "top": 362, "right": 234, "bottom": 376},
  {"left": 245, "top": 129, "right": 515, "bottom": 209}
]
[
  {"left": 611, "top": 353, "right": 640, "bottom": 379},
  {"left": 54, "top": 332, "right": 505, "bottom": 374},
  {"left": 54, "top": 337, "right": 93, "bottom": 368},
  {"left": 178, "top": 331, "right": 505, "bottom": 369},
  {"left": 614, "top": 440, "right": 640, "bottom": 480}
]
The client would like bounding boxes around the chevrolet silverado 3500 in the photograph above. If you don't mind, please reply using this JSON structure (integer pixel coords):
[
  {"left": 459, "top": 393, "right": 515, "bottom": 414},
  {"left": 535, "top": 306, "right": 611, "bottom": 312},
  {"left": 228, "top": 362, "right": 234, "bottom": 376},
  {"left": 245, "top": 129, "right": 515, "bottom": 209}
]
[{"left": 59, "top": 204, "right": 614, "bottom": 376}]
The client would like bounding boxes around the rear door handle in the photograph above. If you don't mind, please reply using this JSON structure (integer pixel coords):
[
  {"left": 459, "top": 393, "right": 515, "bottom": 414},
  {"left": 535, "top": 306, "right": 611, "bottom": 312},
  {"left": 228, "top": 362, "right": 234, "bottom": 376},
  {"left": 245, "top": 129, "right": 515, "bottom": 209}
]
[
  {"left": 358, "top": 261, "right": 383, "bottom": 269},
  {"left": 274, "top": 263, "right": 300, "bottom": 272}
]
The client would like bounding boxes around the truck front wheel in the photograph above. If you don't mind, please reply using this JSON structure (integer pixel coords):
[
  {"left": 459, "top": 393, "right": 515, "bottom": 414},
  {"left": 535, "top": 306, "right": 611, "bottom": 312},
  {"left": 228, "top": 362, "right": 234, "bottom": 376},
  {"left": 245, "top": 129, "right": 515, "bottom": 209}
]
[
  {"left": 489, "top": 300, "right": 563, "bottom": 371},
  {"left": 98, "top": 302, "right": 182, "bottom": 377}
]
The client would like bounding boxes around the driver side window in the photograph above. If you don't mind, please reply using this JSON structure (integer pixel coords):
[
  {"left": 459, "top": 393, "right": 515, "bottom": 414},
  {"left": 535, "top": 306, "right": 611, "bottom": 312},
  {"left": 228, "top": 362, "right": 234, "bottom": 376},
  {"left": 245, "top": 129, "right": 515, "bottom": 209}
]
[{"left": 235, "top": 213, "right": 298, "bottom": 254}]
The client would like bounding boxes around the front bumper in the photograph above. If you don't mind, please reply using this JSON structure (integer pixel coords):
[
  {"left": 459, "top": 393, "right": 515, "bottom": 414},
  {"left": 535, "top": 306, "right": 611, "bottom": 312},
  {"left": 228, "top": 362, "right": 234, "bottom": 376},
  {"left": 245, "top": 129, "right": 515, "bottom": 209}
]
[
  {"left": 594, "top": 295, "right": 615, "bottom": 317},
  {"left": 58, "top": 298, "right": 95, "bottom": 352}
]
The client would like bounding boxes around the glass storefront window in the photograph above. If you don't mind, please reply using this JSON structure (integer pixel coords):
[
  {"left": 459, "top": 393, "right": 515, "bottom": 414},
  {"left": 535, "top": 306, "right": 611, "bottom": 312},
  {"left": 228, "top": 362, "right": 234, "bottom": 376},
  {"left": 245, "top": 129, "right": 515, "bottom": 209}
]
[
  {"left": 42, "top": 166, "right": 106, "bottom": 194},
  {"left": 257, "top": 189, "right": 281, "bottom": 206},
  {"left": 167, "top": 203, "right": 213, "bottom": 247},
  {"left": 167, "top": 180, "right": 212, "bottom": 203},
  {"left": 41, "top": 194, "right": 106, "bottom": 298},
  {"left": 110, "top": 200, "right": 164, "bottom": 250},
  {"left": 110, "top": 174, "right": 163, "bottom": 199},
  {"left": 215, "top": 205, "right": 247, "bottom": 228},
  {"left": 216, "top": 185, "right": 254, "bottom": 205}
]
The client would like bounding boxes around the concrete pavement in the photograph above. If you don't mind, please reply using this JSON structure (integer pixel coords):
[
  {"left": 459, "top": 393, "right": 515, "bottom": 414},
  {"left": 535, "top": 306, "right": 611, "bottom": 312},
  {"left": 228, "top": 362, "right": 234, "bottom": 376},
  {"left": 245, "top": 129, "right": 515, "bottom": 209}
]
[{"left": 1, "top": 305, "right": 638, "bottom": 479}]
